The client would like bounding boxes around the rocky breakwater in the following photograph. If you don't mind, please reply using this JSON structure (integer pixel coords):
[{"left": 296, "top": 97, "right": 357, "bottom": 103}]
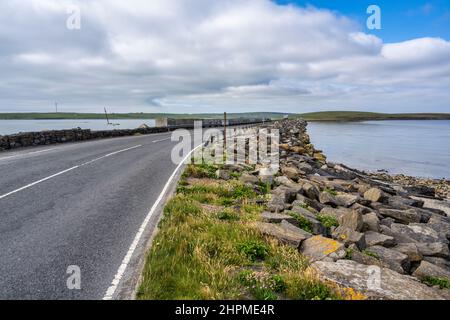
[{"left": 235, "top": 119, "right": 450, "bottom": 299}]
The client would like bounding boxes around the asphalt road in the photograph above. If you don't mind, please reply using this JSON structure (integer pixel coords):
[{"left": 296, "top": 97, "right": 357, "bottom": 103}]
[{"left": 0, "top": 131, "right": 191, "bottom": 299}]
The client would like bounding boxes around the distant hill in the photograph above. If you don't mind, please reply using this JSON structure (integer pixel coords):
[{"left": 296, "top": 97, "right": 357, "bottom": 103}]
[
  {"left": 0, "top": 112, "right": 289, "bottom": 120},
  {"left": 294, "top": 111, "right": 450, "bottom": 121}
]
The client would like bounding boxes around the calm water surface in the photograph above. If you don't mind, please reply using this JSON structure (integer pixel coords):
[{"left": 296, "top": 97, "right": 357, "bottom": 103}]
[
  {"left": 307, "top": 120, "right": 450, "bottom": 179},
  {"left": 1, "top": 119, "right": 448, "bottom": 179},
  {"left": 0, "top": 119, "right": 156, "bottom": 135}
]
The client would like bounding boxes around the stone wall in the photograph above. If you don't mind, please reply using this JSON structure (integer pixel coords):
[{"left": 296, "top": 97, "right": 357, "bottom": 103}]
[
  {"left": 0, "top": 118, "right": 269, "bottom": 152},
  {"left": 0, "top": 127, "right": 169, "bottom": 151}
]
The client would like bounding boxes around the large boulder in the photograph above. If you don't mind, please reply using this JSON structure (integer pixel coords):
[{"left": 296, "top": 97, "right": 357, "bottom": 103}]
[
  {"left": 280, "top": 220, "right": 313, "bottom": 239},
  {"left": 281, "top": 166, "right": 302, "bottom": 182},
  {"left": 364, "top": 188, "right": 388, "bottom": 203},
  {"left": 415, "top": 243, "right": 450, "bottom": 259},
  {"left": 365, "top": 246, "right": 410, "bottom": 274},
  {"left": 312, "top": 260, "right": 448, "bottom": 300},
  {"left": 319, "top": 192, "right": 341, "bottom": 207},
  {"left": 274, "top": 176, "right": 302, "bottom": 192},
  {"left": 239, "top": 173, "right": 259, "bottom": 185},
  {"left": 261, "top": 212, "right": 293, "bottom": 223},
  {"left": 339, "top": 210, "right": 364, "bottom": 232},
  {"left": 392, "top": 243, "right": 423, "bottom": 262},
  {"left": 390, "top": 223, "right": 448, "bottom": 244},
  {"left": 299, "top": 235, "right": 345, "bottom": 262},
  {"left": 256, "top": 222, "right": 308, "bottom": 248},
  {"left": 320, "top": 207, "right": 352, "bottom": 220},
  {"left": 302, "top": 183, "right": 320, "bottom": 201},
  {"left": 332, "top": 227, "right": 366, "bottom": 250},
  {"left": 335, "top": 193, "right": 360, "bottom": 207},
  {"left": 412, "top": 261, "right": 450, "bottom": 281},
  {"left": 271, "top": 186, "right": 298, "bottom": 203},
  {"left": 365, "top": 231, "right": 396, "bottom": 248},
  {"left": 362, "top": 212, "right": 381, "bottom": 232},
  {"left": 423, "top": 257, "right": 450, "bottom": 269},
  {"left": 378, "top": 208, "right": 422, "bottom": 224}
]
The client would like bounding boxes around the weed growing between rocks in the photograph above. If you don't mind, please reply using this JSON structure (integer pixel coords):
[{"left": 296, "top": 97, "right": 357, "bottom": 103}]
[{"left": 422, "top": 276, "right": 450, "bottom": 289}]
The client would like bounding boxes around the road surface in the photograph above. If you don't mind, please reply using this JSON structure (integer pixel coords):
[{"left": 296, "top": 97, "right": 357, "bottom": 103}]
[{"left": 0, "top": 131, "right": 192, "bottom": 299}]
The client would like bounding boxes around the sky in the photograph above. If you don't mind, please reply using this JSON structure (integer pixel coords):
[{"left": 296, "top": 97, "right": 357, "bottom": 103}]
[{"left": 0, "top": 0, "right": 449, "bottom": 114}]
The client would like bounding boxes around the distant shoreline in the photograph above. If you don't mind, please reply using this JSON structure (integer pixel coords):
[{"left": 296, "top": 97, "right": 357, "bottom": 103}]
[
  {"left": 296, "top": 111, "right": 450, "bottom": 122},
  {"left": 0, "top": 111, "right": 449, "bottom": 122},
  {"left": 0, "top": 112, "right": 285, "bottom": 120}
]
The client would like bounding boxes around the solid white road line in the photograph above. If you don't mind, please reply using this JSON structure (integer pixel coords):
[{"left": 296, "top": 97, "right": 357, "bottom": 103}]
[
  {"left": 102, "top": 143, "right": 204, "bottom": 300},
  {"left": 0, "top": 166, "right": 80, "bottom": 200},
  {"left": 0, "top": 145, "right": 142, "bottom": 201},
  {"left": 152, "top": 137, "right": 171, "bottom": 143}
]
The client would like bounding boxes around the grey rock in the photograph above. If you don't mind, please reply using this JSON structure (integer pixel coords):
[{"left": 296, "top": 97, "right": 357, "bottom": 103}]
[
  {"left": 302, "top": 182, "right": 320, "bottom": 201},
  {"left": 336, "top": 193, "right": 360, "bottom": 207},
  {"left": 239, "top": 173, "right": 259, "bottom": 185},
  {"left": 216, "top": 169, "right": 231, "bottom": 180},
  {"left": 350, "top": 248, "right": 384, "bottom": 268},
  {"left": 416, "top": 243, "right": 450, "bottom": 259},
  {"left": 391, "top": 223, "right": 448, "bottom": 244},
  {"left": 339, "top": 210, "right": 363, "bottom": 232},
  {"left": 295, "top": 194, "right": 324, "bottom": 212},
  {"left": 427, "top": 214, "right": 450, "bottom": 239},
  {"left": 365, "top": 246, "right": 410, "bottom": 274},
  {"left": 365, "top": 231, "right": 396, "bottom": 248},
  {"left": 256, "top": 222, "right": 307, "bottom": 248},
  {"left": 267, "top": 195, "right": 288, "bottom": 213},
  {"left": 320, "top": 207, "right": 352, "bottom": 220},
  {"left": 392, "top": 243, "right": 423, "bottom": 262},
  {"left": 362, "top": 212, "right": 381, "bottom": 232},
  {"left": 423, "top": 257, "right": 450, "bottom": 269},
  {"left": 261, "top": 211, "right": 293, "bottom": 223},
  {"left": 281, "top": 166, "right": 301, "bottom": 182},
  {"left": 312, "top": 260, "right": 447, "bottom": 300},
  {"left": 297, "top": 162, "right": 313, "bottom": 174},
  {"left": 351, "top": 203, "right": 373, "bottom": 214},
  {"left": 319, "top": 192, "right": 341, "bottom": 207},
  {"left": 412, "top": 260, "right": 450, "bottom": 281},
  {"left": 380, "top": 217, "right": 396, "bottom": 228},
  {"left": 380, "top": 225, "right": 418, "bottom": 244},
  {"left": 379, "top": 208, "right": 421, "bottom": 224},
  {"left": 332, "top": 226, "right": 366, "bottom": 250},
  {"left": 388, "top": 196, "right": 424, "bottom": 209},
  {"left": 280, "top": 220, "right": 313, "bottom": 239},
  {"left": 271, "top": 186, "right": 298, "bottom": 204}
]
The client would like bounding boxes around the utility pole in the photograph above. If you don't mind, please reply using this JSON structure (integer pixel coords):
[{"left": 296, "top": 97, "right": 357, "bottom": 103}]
[
  {"left": 223, "top": 112, "right": 227, "bottom": 154},
  {"left": 55, "top": 102, "right": 58, "bottom": 113}
]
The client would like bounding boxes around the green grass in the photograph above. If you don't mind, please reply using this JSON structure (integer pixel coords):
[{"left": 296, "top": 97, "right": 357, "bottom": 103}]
[
  {"left": 422, "top": 276, "right": 450, "bottom": 289},
  {"left": 137, "top": 164, "right": 346, "bottom": 300},
  {"left": 323, "top": 187, "right": 338, "bottom": 196},
  {"left": 362, "top": 250, "right": 380, "bottom": 260},
  {"left": 295, "top": 111, "right": 450, "bottom": 122},
  {"left": 316, "top": 215, "right": 339, "bottom": 229},
  {"left": 287, "top": 212, "right": 313, "bottom": 233}
]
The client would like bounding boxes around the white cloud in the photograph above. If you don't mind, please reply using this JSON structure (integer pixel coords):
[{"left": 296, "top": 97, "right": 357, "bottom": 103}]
[{"left": 0, "top": 0, "right": 449, "bottom": 113}]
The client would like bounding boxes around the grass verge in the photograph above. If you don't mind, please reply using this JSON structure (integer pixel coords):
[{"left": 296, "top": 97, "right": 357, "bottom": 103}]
[{"left": 137, "top": 163, "right": 357, "bottom": 300}]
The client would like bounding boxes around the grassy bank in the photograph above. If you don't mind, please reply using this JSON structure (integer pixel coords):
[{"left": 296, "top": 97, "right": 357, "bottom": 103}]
[
  {"left": 0, "top": 112, "right": 287, "bottom": 120},
  {"left": 296, "top": 111, "right": 450, "bottom": 122},
  {"left": 137, "top": 163, "right": 360, "bottom": 300}
]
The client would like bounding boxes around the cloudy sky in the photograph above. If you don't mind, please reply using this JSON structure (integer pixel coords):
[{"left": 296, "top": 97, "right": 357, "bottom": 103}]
[{"left": 0, "top": 0, "right": 449, "bottom": 114}]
